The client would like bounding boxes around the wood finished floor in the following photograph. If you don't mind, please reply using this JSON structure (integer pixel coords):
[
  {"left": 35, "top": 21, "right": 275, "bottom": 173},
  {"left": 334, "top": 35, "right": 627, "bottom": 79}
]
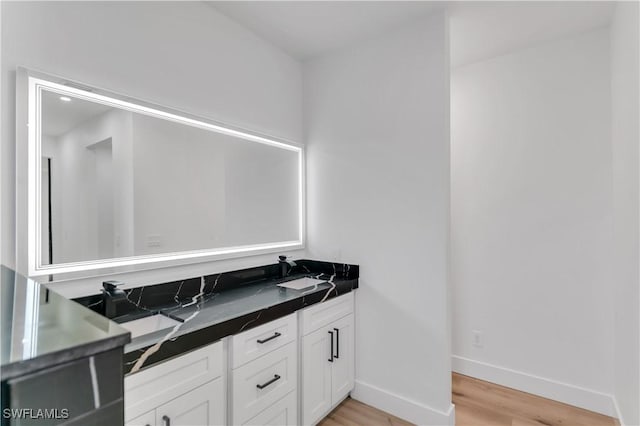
[
  {"left": 317, "top": 397, "right": 413, "bottom": 426},
  {"left": 453, "top": 373, "right": 618, "bottom": 426},
  {"left": 318, "top": 374, "right": 619, "bottom": 426}
]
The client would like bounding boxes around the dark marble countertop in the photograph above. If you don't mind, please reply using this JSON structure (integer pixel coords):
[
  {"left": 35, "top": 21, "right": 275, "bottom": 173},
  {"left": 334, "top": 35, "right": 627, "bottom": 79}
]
[
  {"left": 74, "top": 259, "right": 359, "bottom": 375},
  {"left": 0, "top": 266, "right": 131, "bottom": 381},
  {"left": 128, "top": 276, "right": 333, "bottom": 352}
]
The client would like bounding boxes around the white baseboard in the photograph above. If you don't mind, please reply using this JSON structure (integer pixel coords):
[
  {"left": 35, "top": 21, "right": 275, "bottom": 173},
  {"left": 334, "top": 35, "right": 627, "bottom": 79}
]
[
  {"left": 611, "top": 395, "right": 627, "bottom": 426},
  {"left": 352, "top": 380, "right": 455, "bottom": 426},
  {"left": 452, "top": 355, "right": 617, "bottom": 418}
]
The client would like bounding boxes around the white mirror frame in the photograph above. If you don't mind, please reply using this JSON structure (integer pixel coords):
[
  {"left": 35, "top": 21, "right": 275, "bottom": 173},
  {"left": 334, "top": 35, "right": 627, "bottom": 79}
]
[{"left": 19, "top": 68, "right": 305, "bottom": 277}]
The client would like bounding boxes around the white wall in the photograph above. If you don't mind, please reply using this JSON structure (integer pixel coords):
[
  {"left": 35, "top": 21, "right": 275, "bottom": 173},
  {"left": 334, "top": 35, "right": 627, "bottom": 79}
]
[
  {"left": 38, "top": 107, "right": 300, "bottom": 263},
  {"left": 46, "top": 109, "right": 133, "bottom": 264},
  {"left": 131, "top": 114, "right": 299, "bottom": 252},
  {"left": 133, "top": 118, "right": 299, "bottom": 252},
  {"left": 92, "top": 139, "right": 115, "bottom": 260},
  {"left": 305, "top": 12, "right": 452, "bottom": 425},
  {"left": 610, "top": 2, "right": 640, "bottom": 425},
  {"left": 451, "top": 29, "right": 616, "bottom": 415},
  {"left": 131, "top": 114, "right": 227, "bottom": 255},
  {"left": 0, "top": 0, "right": 2, "bottom": 269},
  {"left": 222, "top": 140, "right": 299, "bottom": 247},
  {"left": 1, "top": 1, "right": 305, "bottom": 292}
]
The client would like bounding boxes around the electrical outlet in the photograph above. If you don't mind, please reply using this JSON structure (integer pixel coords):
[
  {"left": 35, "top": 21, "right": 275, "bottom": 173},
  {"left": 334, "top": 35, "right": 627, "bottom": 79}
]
[
  {"left": 472, "top": 330, "right": 483, "bottom": 348},
  {"left": 146, "top": 235, "right": 162, "bottom": 247}
]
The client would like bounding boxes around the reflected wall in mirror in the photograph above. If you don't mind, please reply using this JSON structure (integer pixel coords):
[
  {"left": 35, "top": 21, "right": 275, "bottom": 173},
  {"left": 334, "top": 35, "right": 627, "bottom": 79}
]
[{"left": 27, "top": 73, "right": 304, "bottom": 276}]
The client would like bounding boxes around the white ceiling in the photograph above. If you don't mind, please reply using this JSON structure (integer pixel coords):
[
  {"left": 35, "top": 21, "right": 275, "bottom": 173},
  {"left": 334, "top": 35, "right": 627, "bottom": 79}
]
[
  {"left": 449, "top": 1, "right": 615, "bottom": 68},
  {"left": 41, "top": 91, "right": 112, "bottom": 137},
  {"left": 210, "top": 1, "right": 446, "bottom": 60},
  {"left": 209, "top": 1, "right": 615, "bottom": 66}
]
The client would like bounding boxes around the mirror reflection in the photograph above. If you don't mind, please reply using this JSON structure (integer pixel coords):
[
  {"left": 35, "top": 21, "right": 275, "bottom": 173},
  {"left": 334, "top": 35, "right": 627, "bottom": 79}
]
[{"left": 39, "top": 89, "right": 300, "bottom": 266}]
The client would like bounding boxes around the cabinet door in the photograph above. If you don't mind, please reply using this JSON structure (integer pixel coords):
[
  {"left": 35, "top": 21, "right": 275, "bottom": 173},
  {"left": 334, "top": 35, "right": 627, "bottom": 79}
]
[
  {"left": 156, "top": 378, "right": 224, "bottom": 426},
  {"left": 330, "top": 314, "right": 355, "bottom": 405},
  {"left": 125, "top": 341, "right": 223, "bottom": 422},
  {"left": 126, "top": 409, "right": 156, "bottom": 426},
  {"left": 243, "top": 390, "right": 297, "bottom": 426},
  {"left": 302, "top": 326, "right": 333, "bottom": 425}
]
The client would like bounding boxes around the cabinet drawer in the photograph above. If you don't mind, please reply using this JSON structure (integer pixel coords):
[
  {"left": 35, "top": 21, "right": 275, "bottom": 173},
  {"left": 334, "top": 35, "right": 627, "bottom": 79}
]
[
  {"left": 126, "top": 409, "right": 155, "bottom": 426},
  {"left": 232, "top": 313, "right": 297, "bottom": 368},
  {"left": 301, "top": 292, "right": 354, "bottom": 335},
  {"left": 156, "top": 378, "right": 224, "bottom": 426},
  {"left": 243, "top": 390, "right": 297, "bottom": 426},
  {"left": 232, "top": 341, "right": 297, "bottom": 424},
  {"left": 125, "top": 341, "right": 223, "bottom": 421}
]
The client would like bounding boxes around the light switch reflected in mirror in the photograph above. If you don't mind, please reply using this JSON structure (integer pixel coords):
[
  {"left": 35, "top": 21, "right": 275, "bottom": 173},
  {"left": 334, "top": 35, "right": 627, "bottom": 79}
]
[{"left": 27, "top": 73, "right": 304, "bottom": 276}]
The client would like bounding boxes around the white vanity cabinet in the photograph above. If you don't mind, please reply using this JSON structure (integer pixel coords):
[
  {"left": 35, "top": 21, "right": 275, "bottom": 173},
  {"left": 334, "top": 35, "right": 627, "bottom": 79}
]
[
  {"left": 230, "top": 313, "right": 298, "bottom": 426},
  {"left": 301, "top": 293, "right": 355, "bottom": 425},
  {"left": 123, "top": 292, "right": 356, "bottom": 426},
  {"left": 124, "top": 341, "right": 225, "bottom": 426},
  {"left": 127, "top": 379, "right": 224, "bottom": 426}
]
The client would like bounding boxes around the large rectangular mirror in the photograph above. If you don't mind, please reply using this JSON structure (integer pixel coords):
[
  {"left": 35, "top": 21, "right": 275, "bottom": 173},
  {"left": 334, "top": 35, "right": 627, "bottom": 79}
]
[{"left": 25, "top": 72, "right": 304, "bottom": 276}]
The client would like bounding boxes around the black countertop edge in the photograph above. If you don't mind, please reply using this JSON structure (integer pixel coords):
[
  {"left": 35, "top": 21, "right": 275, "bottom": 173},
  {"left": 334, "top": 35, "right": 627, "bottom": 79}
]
[
  {"left": 123, "top": 277, "right": 358, "bottom": 375},
  {"left": 1, "top": 335, "right": 129, "bottom": 382},
  {"left": 1, "top": 265, "right": 131, "bottom": 382}
]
